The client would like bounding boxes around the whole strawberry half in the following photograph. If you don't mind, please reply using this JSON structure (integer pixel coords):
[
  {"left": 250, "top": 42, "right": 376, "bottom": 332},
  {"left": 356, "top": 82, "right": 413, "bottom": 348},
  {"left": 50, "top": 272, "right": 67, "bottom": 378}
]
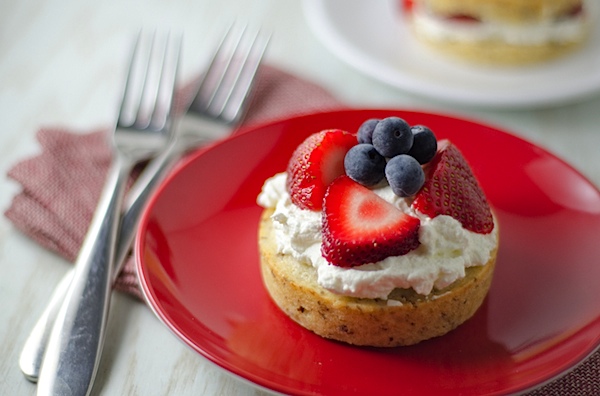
[
  {"left": 412, "top": 140, "right": 494, "bottom": 234},
  {"left": 322, "top": 176, "right": 421, "bottom": 267},
  {"left": 286, "top": 129, "right": 356, "bottom": 210}
]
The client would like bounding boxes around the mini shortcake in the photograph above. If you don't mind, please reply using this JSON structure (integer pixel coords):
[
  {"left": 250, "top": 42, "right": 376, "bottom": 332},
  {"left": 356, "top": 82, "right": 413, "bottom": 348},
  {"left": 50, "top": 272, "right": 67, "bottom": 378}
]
[
  {"left": 402, "top": 0, "right": 592, "bottom": 65},
  {"left": 257, "top": 117, "right": 498, "bottom": 347}
]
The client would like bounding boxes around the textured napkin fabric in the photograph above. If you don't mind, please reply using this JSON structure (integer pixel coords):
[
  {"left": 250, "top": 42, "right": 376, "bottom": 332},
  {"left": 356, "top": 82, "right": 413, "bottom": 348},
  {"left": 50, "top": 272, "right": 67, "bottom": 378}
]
[
  {"left": 4, "top": 65, "right": 598, "bottom": 395},
  {"left": 4, "top": 64, "right": 344, "bottom": 300}
]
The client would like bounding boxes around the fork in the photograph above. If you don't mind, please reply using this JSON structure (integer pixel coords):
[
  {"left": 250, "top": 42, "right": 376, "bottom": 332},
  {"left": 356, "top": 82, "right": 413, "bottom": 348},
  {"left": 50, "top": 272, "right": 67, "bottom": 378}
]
[
  {"left": 19, "top": 26, "right": 268, "bottom": 384},
  {"left": 35, "top": 32, "right": 181, "bottom": 396},
  {"left": 119, "top": 25, "right": 270, "bottom": 245}
]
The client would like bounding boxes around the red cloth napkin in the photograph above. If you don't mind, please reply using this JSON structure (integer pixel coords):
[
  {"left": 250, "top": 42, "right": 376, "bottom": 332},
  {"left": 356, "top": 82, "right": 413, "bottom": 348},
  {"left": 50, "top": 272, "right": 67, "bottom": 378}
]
[
  {"left": 4, "top": 65, "right": 598, "bottom": 395},
  {"left": 4, "top": 64, "right": 344, "bottom": 300}
]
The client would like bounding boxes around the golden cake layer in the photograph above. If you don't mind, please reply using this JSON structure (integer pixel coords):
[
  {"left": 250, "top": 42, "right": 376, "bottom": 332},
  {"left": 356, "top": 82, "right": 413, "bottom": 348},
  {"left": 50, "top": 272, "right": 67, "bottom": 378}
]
[{"left": 258, "top": 208, "right": 498, "bottom": 347}]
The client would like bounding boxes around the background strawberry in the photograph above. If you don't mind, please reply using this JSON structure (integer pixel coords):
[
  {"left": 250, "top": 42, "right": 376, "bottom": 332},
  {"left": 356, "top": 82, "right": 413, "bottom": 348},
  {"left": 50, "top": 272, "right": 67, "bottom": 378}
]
[
  {"left": 286, "top": 129, "right": 356, "bottom": 210},
  {"left": 322, "top": 176, "right": 421, "bottom": 267},
  {"left": 412, "top": 140, "right": 494, "bottom": 234}
]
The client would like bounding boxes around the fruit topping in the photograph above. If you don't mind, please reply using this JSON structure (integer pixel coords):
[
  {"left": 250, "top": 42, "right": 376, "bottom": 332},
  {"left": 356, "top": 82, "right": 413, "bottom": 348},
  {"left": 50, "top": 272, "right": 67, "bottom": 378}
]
[
  {"left": 385, "top": 154, "right": 425, "bottom": 197},
  {"left": 357, "top": 118, "right": 380, "bottom": 144},
  {"left": 401, "top": 0, "right": 414, "bottom": 13},
  {"left": 407, "top": 125, "right": 437, "bottom": 164},
  {"left": 286, "top": 129, "right": 356, "bottom": 211},
  {"left": 412, "top": 140, "right": 494, "bottom": 234},
  {"left": 372, "top": 117, "right": 414, "bottom": 158},
  {"left": 561, "top": 3, "right": 584, "bottom": 19},
  {"left": 345, "top": 117, "right": 437, "bottom": 199},
  {"left": 344, "top": 144, "right": 386, "bottom": 186},
  {"left": 446, "top": 14, "right": 480, "bottom": 23},
  {"left": 322, "top": 176, "right": 421, "bottom": 267}
]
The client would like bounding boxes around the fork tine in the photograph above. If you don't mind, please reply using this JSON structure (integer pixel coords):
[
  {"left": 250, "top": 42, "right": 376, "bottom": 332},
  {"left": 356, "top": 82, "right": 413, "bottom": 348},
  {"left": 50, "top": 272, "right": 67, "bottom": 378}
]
[
  {"left": 189, "top": 25, "right": 238, "bottom": 115},
  {"left": 118, "top": 32, "right": 153, "bottom": 128},
  {"left": 118, "top": 32, "right": 181, "bottom": 131},
  {"left": 134, "top": 32, "right": 162, "bottom": 129},
  {"left": 137, "top": 33, "right": 181, "bottom": 131},
  {"left": 203, "top": 25, "right": 249, "bottom": 116},
  {"left": 150, "top": 33, "right": 181, "bottom": 131},
  {"left": 190, "top": 25, "right": 270, "bottom": 124},
  {"left": 218, "top": 29, "right": 270, "bottom": 123}
]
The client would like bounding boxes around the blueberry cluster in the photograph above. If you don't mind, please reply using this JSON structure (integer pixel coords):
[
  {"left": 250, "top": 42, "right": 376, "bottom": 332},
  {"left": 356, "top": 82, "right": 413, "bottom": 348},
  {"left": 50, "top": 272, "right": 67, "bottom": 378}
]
[{"left": 344, "top": 117, "right": 437, "bottom": 197}]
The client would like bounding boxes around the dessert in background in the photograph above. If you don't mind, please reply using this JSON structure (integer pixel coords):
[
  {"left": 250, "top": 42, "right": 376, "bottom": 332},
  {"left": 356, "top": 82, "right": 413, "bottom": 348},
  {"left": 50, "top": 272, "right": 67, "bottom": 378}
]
[
  {"left": 257, "top": 117, "right": 499, "bottom": 347},
  {"left": 402, "top": 0, "right": 592, "bottom": 65}
]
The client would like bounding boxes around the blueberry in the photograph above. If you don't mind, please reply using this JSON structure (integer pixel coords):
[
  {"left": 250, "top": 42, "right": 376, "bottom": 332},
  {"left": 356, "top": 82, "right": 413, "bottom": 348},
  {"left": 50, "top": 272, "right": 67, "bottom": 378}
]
[
  {"left": 357, "top": 118, "right": 380, "bottom": 144},
  {"left": 372, "top": 117, "right": 413, "bottom": 157},
  {"left": 407, "top": 125, "right": 437, "bottom": 164},
  {"left": 344, "top": 144, "right": 386, "bottom": 186},
  {"left": 385, "top": 154, "right": 425, "bottom": 197}
]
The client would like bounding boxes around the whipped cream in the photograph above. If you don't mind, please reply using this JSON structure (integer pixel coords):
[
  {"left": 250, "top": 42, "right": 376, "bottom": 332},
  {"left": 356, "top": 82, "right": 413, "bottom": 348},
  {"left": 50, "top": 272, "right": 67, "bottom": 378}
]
[
  {"left": 257, "top": 173, "right": 498, "bottom": 300},
  {"left": 411, "top": 3, "right": 590, "bottom": 46}
]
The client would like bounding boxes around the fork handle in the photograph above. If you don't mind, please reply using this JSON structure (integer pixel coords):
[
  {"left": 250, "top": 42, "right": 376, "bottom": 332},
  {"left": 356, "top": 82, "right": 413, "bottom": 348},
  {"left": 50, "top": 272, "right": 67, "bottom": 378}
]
[
  {"left": 37, "top": 156, "right": 132, "bottom": 396},
  {"left": 19, "top": 269, "right": 73, "bottom": 382},
  {"left": 116, "top": 119, "right": 229, "bottom": 262},
  {"left": 19, "top": 138, "right": 185, "bottom": 384},
  {"left": 20, "top": 121, "right": 222, "bottom": 384},
  {"left": 115, "top": 137, "right": 182, "bottom": 269}
]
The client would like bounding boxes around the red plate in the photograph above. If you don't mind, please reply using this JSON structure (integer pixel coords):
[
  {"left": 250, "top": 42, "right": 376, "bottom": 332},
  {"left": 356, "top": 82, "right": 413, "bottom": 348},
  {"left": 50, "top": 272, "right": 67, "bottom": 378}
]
[{"left": 136, "top": 110, "right": 600, "bottom": 395}]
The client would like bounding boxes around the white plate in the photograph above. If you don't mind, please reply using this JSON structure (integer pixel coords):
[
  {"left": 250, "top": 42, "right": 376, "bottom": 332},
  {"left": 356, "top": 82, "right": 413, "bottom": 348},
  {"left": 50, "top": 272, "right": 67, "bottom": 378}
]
[{"left": 303, "top": 0, "right": 600, "bottom": 108}]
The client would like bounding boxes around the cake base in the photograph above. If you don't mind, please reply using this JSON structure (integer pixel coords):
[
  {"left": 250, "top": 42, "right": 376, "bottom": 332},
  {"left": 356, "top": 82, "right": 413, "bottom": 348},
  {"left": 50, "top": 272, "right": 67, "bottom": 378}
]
[
  {"left": 415, "top": 36, "right": 585, "bottom": 66},
  {"left": 258, "top": 208, "right": 498, "bottom": 347}
]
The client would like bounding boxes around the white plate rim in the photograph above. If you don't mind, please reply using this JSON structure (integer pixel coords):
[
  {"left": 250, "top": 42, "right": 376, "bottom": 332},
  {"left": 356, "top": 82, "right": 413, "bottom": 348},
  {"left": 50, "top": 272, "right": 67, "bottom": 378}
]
[{"left": 303, "top": 0, "right": 600, "bottom": 108}]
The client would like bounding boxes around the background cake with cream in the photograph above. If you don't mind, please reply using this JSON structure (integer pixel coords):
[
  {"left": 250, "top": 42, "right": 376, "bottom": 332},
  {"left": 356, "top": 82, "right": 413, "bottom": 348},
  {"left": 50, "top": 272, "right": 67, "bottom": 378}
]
[
  {"left": 402, "top": 0, "right": 592, "bottom": 65},
  {"left": 257, "top": 117, "right": 499, "bottom": 347}
]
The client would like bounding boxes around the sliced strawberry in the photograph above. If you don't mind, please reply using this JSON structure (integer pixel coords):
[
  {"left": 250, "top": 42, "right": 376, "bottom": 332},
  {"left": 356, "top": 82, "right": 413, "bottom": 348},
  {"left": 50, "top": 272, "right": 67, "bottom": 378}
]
[
  {"left": 322, "top": 176, "right": 421, "bottom": 267},
  {"left": 412, "top": 140, "right": 494, "bottom": 234},
  {"left": 446, "top": 14, "right": 481, "bottom": 23},
  {"left": 286, "top": 129, "right": 356, "bottom": 211},
  {"left": 401, "top": 0, "right": 414, "bottom": 13}
]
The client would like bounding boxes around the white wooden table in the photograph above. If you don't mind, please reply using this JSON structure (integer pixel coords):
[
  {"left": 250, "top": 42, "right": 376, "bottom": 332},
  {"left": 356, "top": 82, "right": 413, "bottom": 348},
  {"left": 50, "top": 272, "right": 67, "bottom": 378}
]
[{"left": 2, "top": 0, "right": 599, "bottom": 394}]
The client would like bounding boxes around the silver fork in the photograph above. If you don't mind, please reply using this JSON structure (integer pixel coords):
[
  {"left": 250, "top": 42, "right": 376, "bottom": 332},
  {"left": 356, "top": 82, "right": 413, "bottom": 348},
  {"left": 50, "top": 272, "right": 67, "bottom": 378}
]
[
  {"left": 35, "top": 32, "right": 181, "bottom": 396},
  {"left": 118, "top": 26, "right": 269, "bottom": 247},
  {"left": 118, "top": 25, "right": 269, "bottom": 266},
  {"left": 19, "top": 26, "right": 268, "bottom": 384}
]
